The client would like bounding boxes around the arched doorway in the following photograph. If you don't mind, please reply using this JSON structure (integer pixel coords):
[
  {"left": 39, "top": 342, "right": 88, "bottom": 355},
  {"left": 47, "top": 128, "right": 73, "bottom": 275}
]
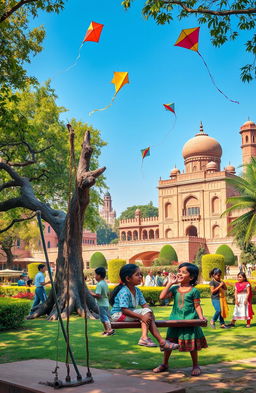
[
  {"left": 149, "top": 229, "right": 154, "bottom": 239},
  {"left": 186, "top": 225, "right": 198, "bottom": 237}
]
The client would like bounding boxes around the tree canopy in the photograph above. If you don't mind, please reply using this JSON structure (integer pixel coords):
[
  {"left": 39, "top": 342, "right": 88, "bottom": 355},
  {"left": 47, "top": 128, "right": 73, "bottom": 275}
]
[
  {"left": 122, "top": 0, "right": 256, "bottom": 82},
  {"left": 96, "top": 218, "right": 118, "bottom": 245},
  {"left": 119, "top": 201, "right": 158, "bottom": 220}
]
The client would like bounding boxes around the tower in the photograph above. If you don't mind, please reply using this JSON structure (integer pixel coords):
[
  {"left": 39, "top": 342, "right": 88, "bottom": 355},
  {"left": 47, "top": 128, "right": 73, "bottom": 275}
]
[
  {"left": 240, "top": 120, "right": 256, "bottom": 165},
  {"left": 99, "top": 192, "right": 116, "bottom": 226}
]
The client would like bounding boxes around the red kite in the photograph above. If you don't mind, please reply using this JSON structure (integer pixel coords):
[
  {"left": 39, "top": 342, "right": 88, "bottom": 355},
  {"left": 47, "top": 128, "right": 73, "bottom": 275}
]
[
  {"left": 175, "top": 27, "right": 239, "bottom": 104},
  {"left": 163, "top": 103, "right": 175, "bottom": 115}
]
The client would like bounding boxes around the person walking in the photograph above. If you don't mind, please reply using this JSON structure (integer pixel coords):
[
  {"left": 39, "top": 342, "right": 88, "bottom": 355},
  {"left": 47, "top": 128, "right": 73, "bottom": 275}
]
[{"left": 29, "top": 264, "right": 50, "bottom": 315}]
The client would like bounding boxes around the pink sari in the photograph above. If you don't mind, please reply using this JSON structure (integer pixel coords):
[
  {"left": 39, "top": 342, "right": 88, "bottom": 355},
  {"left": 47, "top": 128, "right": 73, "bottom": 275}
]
[{"left": 235, "top": 281, "right": 254, "bottom": 320}]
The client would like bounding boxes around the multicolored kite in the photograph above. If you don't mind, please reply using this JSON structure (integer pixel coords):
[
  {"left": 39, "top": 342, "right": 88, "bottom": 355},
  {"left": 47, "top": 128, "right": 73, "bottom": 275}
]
[
  {"left": 174, "top": 27, "right": 239, "bottom": 104},
  {"left": 64, "top": 21, "right": 104, "bottom": 72},
  {"left": 163, "top": 102, "right": 175, "bottom": 115},
  {"left": 141, "top": 147, "right": 150, "bottom": 159},
  {"left": 89, "top": 72, "right": 129, "bottom": 115}
]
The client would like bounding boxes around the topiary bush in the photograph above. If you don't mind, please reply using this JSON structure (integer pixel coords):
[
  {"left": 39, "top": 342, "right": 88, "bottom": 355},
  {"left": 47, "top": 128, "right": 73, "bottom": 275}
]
[
  {"left": 28, "top": 263, "right": 44, "bottom": 280},
  {"left": 107, "top": 259, "right": 126, "bottom": 283},
  {"left": 201, "top": 254, "right": 225, "bottom": 281},
  {"left": 0, "top": 298, "right": 30, "bottom": 330},
  {"left": 89, "top": 252, "right": 107, "bottom": 269},
  {"left": 159, "top": 245, "right": 178, "bottom": 265},
  {"left": 215, "top": 245, "right": 236, "bottom": 266}
]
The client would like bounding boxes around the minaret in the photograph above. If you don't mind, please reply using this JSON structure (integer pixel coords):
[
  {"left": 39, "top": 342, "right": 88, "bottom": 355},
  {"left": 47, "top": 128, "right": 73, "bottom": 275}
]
[{"left": 240, "top": 120, "right": 256, "bottom": 165}]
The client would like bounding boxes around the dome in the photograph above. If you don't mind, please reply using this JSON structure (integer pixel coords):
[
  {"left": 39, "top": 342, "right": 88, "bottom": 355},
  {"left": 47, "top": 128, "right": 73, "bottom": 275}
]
[
  {"left": 206, "top": 161, "right": 217, "bottom": 170},
  {"left": 240, "top": 120, "right": 256, "bottom": 130},
  {"left": 225, "top": 164, "right": 236, "bottom": 174},
  {"left": 104, "top": 191, "right": 111, "bottom": 197},
  {"left": 170, "top": 167, "right": 180, "bottom": 177},
  {"left": 182, "top": 123, "right": 222, "bottom": 160}
]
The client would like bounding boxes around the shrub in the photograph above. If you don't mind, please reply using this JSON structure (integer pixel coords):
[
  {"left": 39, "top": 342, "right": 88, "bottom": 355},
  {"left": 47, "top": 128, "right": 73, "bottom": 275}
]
[
  {"left": 28, "top": 263, "right": 44, "bottom": 280},
  {"left": 0, "top": 298, "right": 30, "bottom": 330},
  {"left": 201, "top": 254, "right": 225, "bottom": 281},
  {"left": 0, "top": 285, "right": 51, "bottom": 297},
  {"left": 159, "top": 245, "right": 178, "bottom": 264},
  {"left": 89, "top": 252, "right": 107, "bottom": 269},
  {"left": 215, "top": 245, "right": 236, "bottom": 266},
  {"left": 107, "top": 259, "right": 126, "bottom": 283}
]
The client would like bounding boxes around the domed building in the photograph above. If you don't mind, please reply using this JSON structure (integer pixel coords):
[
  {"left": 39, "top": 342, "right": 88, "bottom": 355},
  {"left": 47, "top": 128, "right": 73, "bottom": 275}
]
[{"left": 118, "top": 120, "right": 256, "bottom": 262}]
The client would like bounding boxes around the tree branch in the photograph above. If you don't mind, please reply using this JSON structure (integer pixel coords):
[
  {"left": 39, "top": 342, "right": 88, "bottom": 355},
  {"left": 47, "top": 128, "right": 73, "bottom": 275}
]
[
  {"left": 0, "top": 180, "right": 18, "bottom": 192},
  {"left": 162, "top": 0, "right": 256, "bottom": 15},
  {"left": 0, "top": 212, "right": 38, "bottom": 234},
  {"left": 0, "top": 0, "right": 39, "bottom": 23}
]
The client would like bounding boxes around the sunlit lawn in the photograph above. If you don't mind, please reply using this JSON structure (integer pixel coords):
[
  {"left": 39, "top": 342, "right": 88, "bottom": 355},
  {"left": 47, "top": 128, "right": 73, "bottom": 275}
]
[{"left": 0, "top": 299, "right": 255, "bottom": 370}]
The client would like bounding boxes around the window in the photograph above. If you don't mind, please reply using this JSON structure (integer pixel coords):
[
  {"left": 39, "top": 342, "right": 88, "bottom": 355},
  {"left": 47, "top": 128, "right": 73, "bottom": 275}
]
[
  {"left": 16, "top": 239, "right": 21, "bottom": 248},
  {"left": 212, "top": 197, "right": 220, "bottom": 214},
  {"left": 47, "top": 241, "right": 51, "bottom": 248},
  {"left": 165, "top": 202, "right": 172, "bottom": 218},
  {"left": 48, "top": 226, "right": 51, "bottom": 233},
  {"left": 187, "top": 207, "right": 200, "bottom": 216},
  {"left": 246, "top": 135, "right": 249, "bottom": 143}
]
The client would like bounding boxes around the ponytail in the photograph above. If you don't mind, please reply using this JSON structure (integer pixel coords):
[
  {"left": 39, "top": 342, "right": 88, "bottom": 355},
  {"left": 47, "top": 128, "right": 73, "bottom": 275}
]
[
  {"left": 109, "top": 263, "right": 139, "bottom": 306},
  {"left": 109, "top": 283, "right": 124, "bottom": 306}
]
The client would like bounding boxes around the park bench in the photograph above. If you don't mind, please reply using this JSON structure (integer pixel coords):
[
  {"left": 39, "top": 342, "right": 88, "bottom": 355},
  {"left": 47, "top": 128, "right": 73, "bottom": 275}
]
[{"left": 111, "top": 319, "right": 207, "bottom": 329}]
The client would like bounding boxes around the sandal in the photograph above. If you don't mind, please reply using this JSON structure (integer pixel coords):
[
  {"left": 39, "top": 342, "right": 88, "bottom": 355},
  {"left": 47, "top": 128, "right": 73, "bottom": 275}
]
[
  {"left": 153, "top": 364, "right": 168, "bottom": 373},
  {"left": 191, "top": 366, "right": 201, "bottom": 376},
  {"left": 138, "top": 338, "right": 157, "bottom": 347},
  {"left": 210, "top": 321, "right": 216, "bottom": 329},
  {"left": 160, "top": 340, "right": 179, "bottom": 352},
  {"left": 105, "top": 330, "right": 115, "bottom": 336}
]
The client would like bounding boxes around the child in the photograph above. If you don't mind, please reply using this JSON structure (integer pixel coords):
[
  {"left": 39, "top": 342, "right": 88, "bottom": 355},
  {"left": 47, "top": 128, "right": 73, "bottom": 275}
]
[
  {"left": 90, "top": 267, "right": 114, "bottom": 336},
  {"left": 209, "top": 268, "right": 229, "bottom": 329},
  {"left": 153, "top": 262, "right": 207, "bottom": 376},
  {"left": 110, "top": 263, "right": 179, "bottom": 351},
  {"left": 229, "top": 272, "right": 254, "bottom": 328}
]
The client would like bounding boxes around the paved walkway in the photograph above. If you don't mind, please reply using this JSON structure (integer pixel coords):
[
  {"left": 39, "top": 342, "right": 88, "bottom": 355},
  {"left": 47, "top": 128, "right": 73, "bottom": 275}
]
[{"left": 114, "top": 357, "right": 256, "bottom": 393}]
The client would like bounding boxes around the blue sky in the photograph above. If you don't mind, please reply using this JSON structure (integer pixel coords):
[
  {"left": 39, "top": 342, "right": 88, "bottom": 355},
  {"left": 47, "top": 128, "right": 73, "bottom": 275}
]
[{"left": 27, "top": 1, "right": 255, "bottom": 215}]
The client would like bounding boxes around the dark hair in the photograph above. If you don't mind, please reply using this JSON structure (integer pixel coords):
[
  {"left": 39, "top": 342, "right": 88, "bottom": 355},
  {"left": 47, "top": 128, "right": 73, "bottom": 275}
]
[
  {"left": 237, "top": 272, "right": 248, "bottom": 282},
  {"left": 109, "top": 264, "right": 139, "bottom": 306},
  {"left": 95, "top": 267, "right": 106, "bottom": 279},
  {"left": 38, "top": 264, "right": 45, "bottom": 271},
  {"left": 209, "top": 268, "right": 222, "bottom": 278},
  {"left": 19, "top": 275, "right": 23, "bottom": 279},
  {"left": 178, "top": 262, "right": 199, "bottom": 286}
]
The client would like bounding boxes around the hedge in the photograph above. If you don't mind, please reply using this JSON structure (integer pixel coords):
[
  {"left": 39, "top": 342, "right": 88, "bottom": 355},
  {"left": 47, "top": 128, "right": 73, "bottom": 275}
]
[
  {"left": 0, "top": 285, "right": 51, "bottom": 297},
  {"left": 0, "top": 298, "right": 30, "bottom": 330},
  {"left": 201, "top": 254, "right": 225, "bottom": 281},
  {"left": 215, "top": 245, "right": 236, "bottom": 266},
  {"left": 89, "top": 252, "right": 107, "bottom": 269},
  {"left": 28, "top": 263, "right": 45, "bottom": 280},
  {"left": 158, "top": 245, "right": 178, "bottom": 265},
  {"left": 107, "top": 259, "right": 126, "bottom": 283}
]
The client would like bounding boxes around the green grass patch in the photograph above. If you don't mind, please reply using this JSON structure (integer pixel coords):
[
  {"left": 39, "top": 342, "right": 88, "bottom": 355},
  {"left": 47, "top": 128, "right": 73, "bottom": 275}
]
[{"left": 0, "top": 299, "right": 255, "bottom": 370}]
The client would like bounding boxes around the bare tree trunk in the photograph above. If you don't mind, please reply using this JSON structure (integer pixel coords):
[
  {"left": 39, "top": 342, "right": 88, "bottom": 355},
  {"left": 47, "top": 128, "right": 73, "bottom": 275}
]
[
  {"left": 1, "top": 238, "right": 15, "bottom": 269},
  {"left": 28, "top": 128, "right": 106, "bottom": 320}
]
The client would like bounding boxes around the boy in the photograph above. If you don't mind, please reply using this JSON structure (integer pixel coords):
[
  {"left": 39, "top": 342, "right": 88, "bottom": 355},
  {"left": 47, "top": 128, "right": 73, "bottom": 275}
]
[
  {"left": 29, "top": 264, "right": 50, "bottom": 315},
  {"left": 90, "top": 267, "right": 114, "bottom": 336}
]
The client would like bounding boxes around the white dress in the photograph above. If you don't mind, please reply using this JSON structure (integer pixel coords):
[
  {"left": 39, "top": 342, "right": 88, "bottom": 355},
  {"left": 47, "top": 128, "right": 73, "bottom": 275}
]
[{"left": 233, "top": 283, "right": 250, "bottom": 320}]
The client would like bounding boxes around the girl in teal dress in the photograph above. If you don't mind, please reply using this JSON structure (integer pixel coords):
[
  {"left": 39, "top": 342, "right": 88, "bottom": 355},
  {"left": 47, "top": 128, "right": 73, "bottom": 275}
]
[{"left": 153, "top": 262, "right": 207, "bottom": 376}]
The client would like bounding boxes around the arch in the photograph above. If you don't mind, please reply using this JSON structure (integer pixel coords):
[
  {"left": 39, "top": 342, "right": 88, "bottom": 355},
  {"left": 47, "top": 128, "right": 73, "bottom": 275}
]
[
  {"left": 253, "top": 135, "right": 255, "bottom": 143},
  {"left": 149, "top": 229, "right": 154, "bottom": 239},
  {"left": 212, "top": 196, "right": 220, "bottom": 214},
  {"left": 192, "top": 165, "right": 197, "bottom": 172},
  {"left": 48, "top": 225, "right": 51, "bottom": 233},
  {"left": 212, "top": 225, "right": 220, "bottom": 238},
  {"left": 121, "top": 231, "right": 126, "bottom": 241},
  {"left": 127, "top": 231, "right": 132, "bottom": 241},
  {"left": 186, "top": 225, "right": 198, "bottom": 237},
  {"left": 165, "top": 202, "right": 172, "bottom": 218},
  {"left": 184, "top": 196, "right": 200, "bottom": 216},
  {"left": 142, "top": 230, "right": 148, "bottom": 240},
  {"left": 133, "top": 230, "right": 138, "bottom": 241},
  {"left": 245, "top": 135, "right": 249, "bottom": 143},
  {"left": 165, "top": 228, "right": 172, "bottom": 239},
  {"left": 155, "top": 229, "right": 159, "bottom": 239},
  {"left": 129, "top": 251, "right": 159, "bottom": 267}
]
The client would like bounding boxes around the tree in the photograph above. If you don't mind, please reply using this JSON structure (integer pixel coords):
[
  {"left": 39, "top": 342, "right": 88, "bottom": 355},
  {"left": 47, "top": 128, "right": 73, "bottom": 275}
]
[
  {"left": 222, "top": 158, "right": 256, "bottom": 246},
  {"left": 122, "top": 0, "right": 256, "bottom": 82},
  {"left": 0, "top": 0, "right": 65, "bottom": 93},
  {"left": 193, "top": 246, "right": 207, "bottom": 270},
  {"left": 0, "top": 84, "right": 107, "bottom": 319},
  {"left": 96, "top": 218, "right": 118, "bottom": 245},
  {"left": 119, "top": 201, "right": 158, "bottom": 220}
]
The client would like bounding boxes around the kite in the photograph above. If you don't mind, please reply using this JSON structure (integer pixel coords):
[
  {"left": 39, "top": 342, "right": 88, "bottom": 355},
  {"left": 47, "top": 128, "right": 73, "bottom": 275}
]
[
  {"left": 89, "top": 72, "right": 129, "bottom": 115},
  {"left": 141, "top": 147, "right": 150, "bottom": 159},
  {"left": 163, "top": 102, "right": 176, "bottom": 116},
  {"left": 174, "top": 27, "right": 239, "bottom": 104},
  {"left": 64, "top": 21, "right": 104, "bottom": 73}
]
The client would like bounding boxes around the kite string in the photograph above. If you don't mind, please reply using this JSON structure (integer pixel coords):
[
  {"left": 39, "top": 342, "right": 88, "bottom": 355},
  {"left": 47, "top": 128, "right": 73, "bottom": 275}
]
[
  {"left": 88, "top": 93, "right": 117, "bottom": 116},
  {"left": 197, "top": 51, "right": 239, "bottom": 104}
]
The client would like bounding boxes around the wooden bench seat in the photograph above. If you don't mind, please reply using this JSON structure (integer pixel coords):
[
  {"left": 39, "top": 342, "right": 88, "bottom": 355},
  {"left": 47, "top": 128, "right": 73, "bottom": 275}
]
[{"left": 111, "top": 319, "right": 207, "bottom": 329}]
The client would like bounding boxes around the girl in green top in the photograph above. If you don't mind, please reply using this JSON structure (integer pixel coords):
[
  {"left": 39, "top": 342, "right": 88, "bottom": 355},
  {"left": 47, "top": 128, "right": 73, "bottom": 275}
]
[{"left": 153, "top": 262, "right": 207, "bottom": 376}]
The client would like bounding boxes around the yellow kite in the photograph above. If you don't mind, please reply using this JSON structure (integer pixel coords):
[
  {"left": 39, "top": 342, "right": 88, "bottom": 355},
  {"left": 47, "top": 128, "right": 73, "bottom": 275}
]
[{"left": 89, "top": 72, "right": 129, "bottom": 115}]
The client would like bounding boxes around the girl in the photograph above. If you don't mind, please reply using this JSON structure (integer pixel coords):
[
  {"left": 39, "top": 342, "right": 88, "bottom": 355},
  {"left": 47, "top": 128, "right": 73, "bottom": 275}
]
[
  {"left": 209, "top": 268, "right": 229, "bottom": 329},
  {"left": 110, "top": 264, "right": 179, "bottom": 351},
  {"left": 153, "top": 263, "right": 207, "bottom": 376},
  {"left": 229, "top": 272, "right": 254, "bottom": 328}
]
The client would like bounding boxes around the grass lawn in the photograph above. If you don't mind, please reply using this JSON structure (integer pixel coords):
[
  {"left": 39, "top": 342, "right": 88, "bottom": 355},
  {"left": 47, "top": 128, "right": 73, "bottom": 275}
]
[{"left": 0, "top": 299, "right": 255, "bottom": 370}]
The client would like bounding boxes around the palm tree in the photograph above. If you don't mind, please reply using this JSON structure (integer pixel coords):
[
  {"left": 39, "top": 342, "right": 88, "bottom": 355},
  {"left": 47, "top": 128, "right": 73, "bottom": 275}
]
[{"left": 222, "top": 157, "right": 256, "bottom": 246}]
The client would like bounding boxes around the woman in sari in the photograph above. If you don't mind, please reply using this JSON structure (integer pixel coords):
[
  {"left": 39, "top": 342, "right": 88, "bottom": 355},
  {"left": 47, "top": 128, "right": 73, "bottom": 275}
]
[{"left": 229, "top": 272, "right": 254, "bottom": 328}]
